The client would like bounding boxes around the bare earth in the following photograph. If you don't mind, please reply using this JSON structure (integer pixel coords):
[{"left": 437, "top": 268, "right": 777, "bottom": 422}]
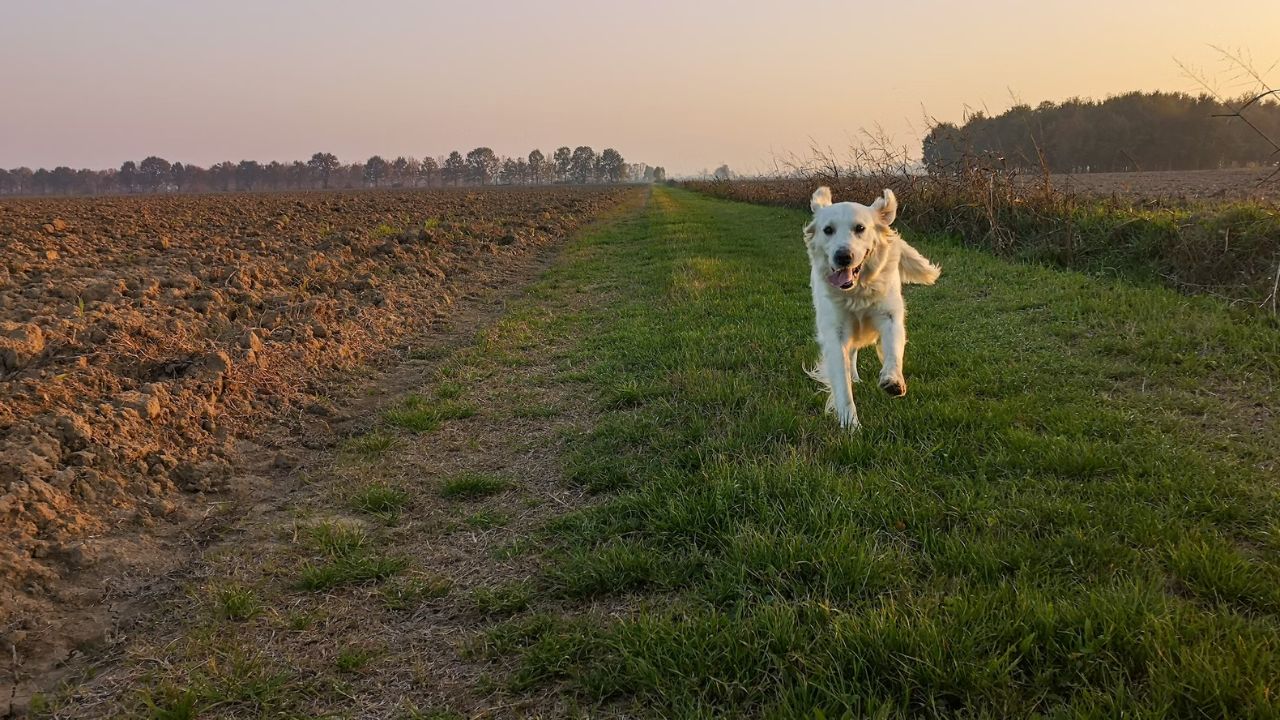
[
  {"left": 0, "top": 186, "right": 640, "bottom": 714},
  {"left": 1048, "top": 167, "right": 1279, "bottom": 202}
]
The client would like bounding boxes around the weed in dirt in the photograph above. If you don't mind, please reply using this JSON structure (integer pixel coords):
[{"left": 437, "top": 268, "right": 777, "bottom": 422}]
[
  {"left": 140, "top": 685, "right": 199, "bottom": 720},
  {"left": 351, "top": 482, "right": 410, "bottom": 517},
  {"left": 440, "top": 472, "right": 509, "bottom": 500},
  {"left": 512, "top": 401, "right": 561, "bottom": 419},
  {"left": 25, "top": 695, "right": 49, "bottom": 715},
  {"left": 465, "top": 510, "right": 510, "bottom": 529},
  {"left": 434, "top": 380, "right": 466, "bottom": 399},
  {"left": 210, "top": 583, "right": 262, "bottom": 621},
  {"left": 136, "top": 648, "right": 303, "bottom": 719},
  {"left": 306, "top": 521, "right": 368, "bottom": 557},
  {"left": 335, "top": 646, "right": 377, "bottom": 673},
  {"left": 385, "top": 394, "right": 478, "bottom": 432},
  {"left": 471, "top": 582, "right": 533, "bottom": 617},
  {"left": 380, "top": 574, "right": 453, "bottom": 611},
  {"left": 407, "top": 344, "right": 451, "bottom": 361},
  {"left": 298, "top": 554, "right": 408, "bottom": 591},
  {"left": 297, "top": 521, "right": 407, "bottom": 591},
  {"left": 341, "top": 430, "right": 397, "bottom": 459},
  {"left": 284, "top": 609, "right": 323, "bottom": 631},
  {"left": 491, "top": 536, "right": 537, "bottom": 561},
  {"left": 400, "top": 706, "right": 465, "bottom": 720}
]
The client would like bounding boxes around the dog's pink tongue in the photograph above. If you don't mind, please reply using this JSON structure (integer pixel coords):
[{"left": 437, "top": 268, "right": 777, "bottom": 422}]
[{"left": 827, "top": 268, "right": 854, "bottom": 288}]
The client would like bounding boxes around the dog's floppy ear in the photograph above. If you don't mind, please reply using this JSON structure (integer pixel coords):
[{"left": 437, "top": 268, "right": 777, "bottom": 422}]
[
  {"left": 870, "top": 188, "right": 897, "bottom": 226},
  {"left": 810, "top": 186, "right": 832, "bottom": 212}
]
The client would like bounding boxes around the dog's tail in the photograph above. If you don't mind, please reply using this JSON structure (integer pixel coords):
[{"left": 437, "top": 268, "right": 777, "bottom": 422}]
[
  {"left": 810, "top": 186, "right": 832, "bottom": 211},
  {"left": 804, "top": 362, "right": 837, "bottom": 414},
  {"left": 898, "top": 240, "right": 941, "bottom": 285}
]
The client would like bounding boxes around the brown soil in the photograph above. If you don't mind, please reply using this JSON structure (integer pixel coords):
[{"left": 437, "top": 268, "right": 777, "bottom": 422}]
[
  {"left": 0, "top": 186, "right": 641, "bottom": 715},
  {"left": 1046, "top": 167, "right": 1279, "bottom": 202},
  {"left": 37, "top": 259, "right": 601, "bottom": 718}
]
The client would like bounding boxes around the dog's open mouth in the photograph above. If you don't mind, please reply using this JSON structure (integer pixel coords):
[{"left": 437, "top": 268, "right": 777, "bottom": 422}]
[{"left": 826, "top": 263, "right": 863, "bottom": 290}]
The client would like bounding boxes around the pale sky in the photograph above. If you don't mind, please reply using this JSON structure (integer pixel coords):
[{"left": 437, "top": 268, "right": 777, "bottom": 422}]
[{"left": 2, "top": 0, "right": 1278, "bottom": 176}]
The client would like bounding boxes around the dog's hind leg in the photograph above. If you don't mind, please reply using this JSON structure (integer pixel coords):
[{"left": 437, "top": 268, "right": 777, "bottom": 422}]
[{"left": 849, "top": 348, "right": 860, "bottom": 383}]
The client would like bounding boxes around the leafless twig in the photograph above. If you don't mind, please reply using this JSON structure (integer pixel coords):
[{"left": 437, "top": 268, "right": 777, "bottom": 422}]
[{"left": 1182, "top": 46, "right": 1280, "bottom": 186}]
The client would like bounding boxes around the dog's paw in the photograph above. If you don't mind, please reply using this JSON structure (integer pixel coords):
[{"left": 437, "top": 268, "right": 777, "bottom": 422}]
[
  {"left": 879, "top": 376, "right": 907, "bottom": 397},
  {"left": 836, "top": 407, "right": 860, "bottom": 430}
]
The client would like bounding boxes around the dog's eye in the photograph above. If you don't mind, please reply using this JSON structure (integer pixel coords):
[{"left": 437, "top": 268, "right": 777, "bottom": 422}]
[
  {"left": 823, "top": 225, "right": 834, "bottom": 236},
  {"left": 854, "top": 224, "right": 866, "bottom": 234}
]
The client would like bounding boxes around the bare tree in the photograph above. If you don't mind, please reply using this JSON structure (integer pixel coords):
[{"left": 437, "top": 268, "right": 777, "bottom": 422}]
[
  {"left": 236, "top": 160, "right": 263, "bottom": 190},
  {"left": 265, "top": 160, "right": 287, "bottom": 189},
  {"left": 553, "top": 146, "right": 572, "bottom": 183},
  {"left": 528, "top": 149, "right": 546, "bottom": 184},
  {"left": 419, "top": 156, "right": 439, "bottom": 187},
  {"left": 391, "top": 156, "right": 410, "bottom": 186},
  {"left": 403, "top": 156, "right": 421, "bottom": 186},
  {"left": 49, "top": 166, "right": 76, "bottom": 194},
  {"left": 364, "top": 156, "right": 388, "bottom": 187},
  {"left": 307, "top": 152, "right": 339, "bottom": 189},
  {"left": 170, "top": 162, "right": 189, "bottom": 191},
  {"left": 139, "top": 156, "right": 172, "bottom": 191},
  {"left": 465, "top": 147, "right": 500, "bottom": 185},
  {"left": 570, "top": 146, "right": 596, "bottom": 183},
  {"left": 443, "top": 151, "right": 465, "bottom": 185},
  {"left": 599, "top": 148, "right": 627, "bottom": 182},
  {"left": 118, "top": 161, "right": 139, "bottom": 193}
]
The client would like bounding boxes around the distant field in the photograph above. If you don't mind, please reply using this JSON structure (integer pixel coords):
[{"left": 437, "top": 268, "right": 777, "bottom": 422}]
[
  {"left": 36, "top": 187, "right": 1280, "bottom": 718},
  {"left": 0, "top": 185, "right": 639, "bottom": 706},
  {"left": 1046, "top": 168, "right": 1279, "bottom": 202}
]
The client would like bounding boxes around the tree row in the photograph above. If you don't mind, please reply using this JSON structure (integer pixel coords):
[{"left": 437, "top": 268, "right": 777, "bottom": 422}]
[
  {"left": 1, "top": 146, "right": 666, "bottom": 196},
  {"left": 922, "top": 91, "right": 1280, "bottom": 173}
]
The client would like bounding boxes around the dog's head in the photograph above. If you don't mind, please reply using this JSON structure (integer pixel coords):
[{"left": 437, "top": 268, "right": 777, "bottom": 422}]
[{"left": 803, "top": 186, "right": 897, "bottom": 290}]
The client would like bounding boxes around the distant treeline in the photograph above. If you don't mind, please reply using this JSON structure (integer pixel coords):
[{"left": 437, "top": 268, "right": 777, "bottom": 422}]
[
  {"left": 922, "top": 91, "right": 1280, "bottom": 173},
  {"left": 0, "top": 147, "right": 667, "bottom": 197}
]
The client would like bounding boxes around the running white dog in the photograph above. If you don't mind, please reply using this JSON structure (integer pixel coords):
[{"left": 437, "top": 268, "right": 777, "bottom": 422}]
[{"left": 803, "top": 186, "right": 940, "bottom": 429}]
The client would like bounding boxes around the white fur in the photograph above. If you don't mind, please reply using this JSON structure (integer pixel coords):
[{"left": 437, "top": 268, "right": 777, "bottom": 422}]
[{"left": 802, "top": 186, "right": 941, "bottom": 429}]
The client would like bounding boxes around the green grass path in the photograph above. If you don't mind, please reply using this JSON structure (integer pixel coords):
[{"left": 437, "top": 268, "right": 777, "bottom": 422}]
[{"left": 487, "top": 186, "right": 1280, "bottom": 718}]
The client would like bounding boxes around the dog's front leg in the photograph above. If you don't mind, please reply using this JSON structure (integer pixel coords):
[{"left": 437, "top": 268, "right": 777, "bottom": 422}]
[
  {"left": 874, "top": 310, "right": 907, "bottom": 397},
  {"left": 821, "top": 334, "right": 858, "bottom": 429}
]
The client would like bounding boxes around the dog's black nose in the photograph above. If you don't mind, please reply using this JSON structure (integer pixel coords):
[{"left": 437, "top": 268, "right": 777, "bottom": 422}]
[{"left": 833, "top": 248, "right": 853, "bottom": 268}]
